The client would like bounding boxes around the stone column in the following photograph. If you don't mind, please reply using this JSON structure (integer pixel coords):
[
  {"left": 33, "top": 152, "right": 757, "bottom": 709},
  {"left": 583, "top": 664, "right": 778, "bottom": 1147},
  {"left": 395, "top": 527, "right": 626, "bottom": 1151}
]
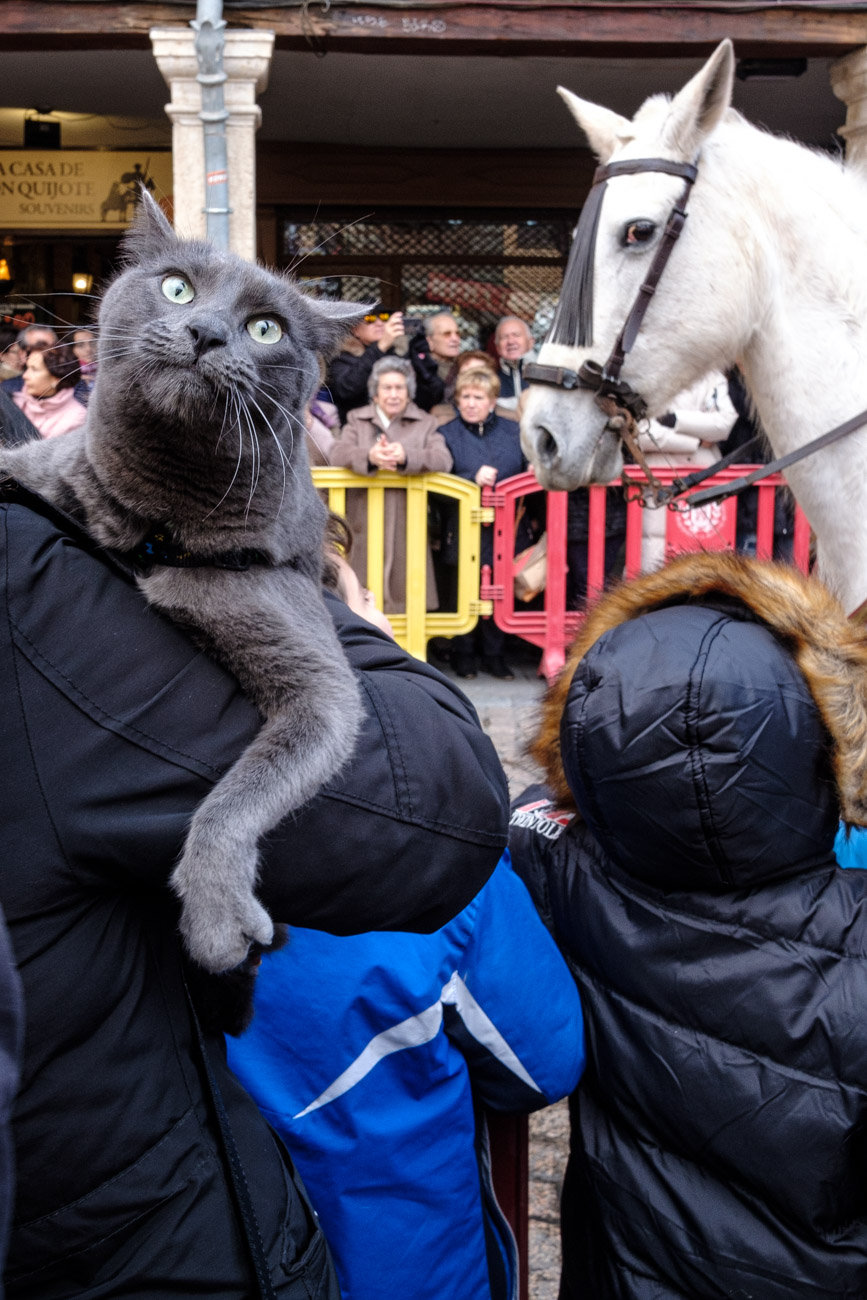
[
  {"left": 150, "top": 26, "right": 274, "bottom": 260},
  {"left": 831, "top": 47, "right": 867, "bottom": 169}
]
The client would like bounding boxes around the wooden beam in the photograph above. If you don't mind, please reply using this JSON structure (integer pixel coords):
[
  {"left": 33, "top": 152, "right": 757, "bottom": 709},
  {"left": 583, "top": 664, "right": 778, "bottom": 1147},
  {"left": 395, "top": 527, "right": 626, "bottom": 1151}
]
[
  {"left": 256, "top": 141, "right": 595, "bottom": 209},
  {"left": 0, "top": 2, "right": 865, "bottom": 57}
]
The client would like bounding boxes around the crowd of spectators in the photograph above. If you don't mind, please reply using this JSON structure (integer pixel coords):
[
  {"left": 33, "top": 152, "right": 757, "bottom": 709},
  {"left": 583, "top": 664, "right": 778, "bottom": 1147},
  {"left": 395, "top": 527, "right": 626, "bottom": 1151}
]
[
  {"left": 319, "top": 310, "right": 535, "bottom": 669},
  {"left": 319, "top": 308, "right": 539, "bottom": 677},
  {"left": 3, "top": 308, "right": 790, "bottom": 666},
  {"left": 317, "top": 308, "right": 791, "bottom": 675},
  {"left": 0, "top": 322, "right": 96, "bottom": 441}
]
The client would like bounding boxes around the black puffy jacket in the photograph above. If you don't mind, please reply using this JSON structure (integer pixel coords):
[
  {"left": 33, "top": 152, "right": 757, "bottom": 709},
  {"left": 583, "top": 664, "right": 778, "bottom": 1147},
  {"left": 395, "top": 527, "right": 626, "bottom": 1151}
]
[
  {"left": 0, "top": 486, "right": 507, "bottom": 1299},
  {"left": 326, "top": 336, "right": 443, "bottom": 423},
  {"left": 511, "top": 553, "right": 867, "bottom": 1299}
]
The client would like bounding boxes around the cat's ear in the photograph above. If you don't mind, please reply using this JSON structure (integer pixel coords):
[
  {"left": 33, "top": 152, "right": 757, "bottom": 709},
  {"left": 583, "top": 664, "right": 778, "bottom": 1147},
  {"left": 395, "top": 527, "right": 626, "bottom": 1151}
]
[
  {"left": 301, "top": 297, "right": 375, "bottom": 357},
  {"left": 121, "top": 190, "right": 179, "bottom": 264}
]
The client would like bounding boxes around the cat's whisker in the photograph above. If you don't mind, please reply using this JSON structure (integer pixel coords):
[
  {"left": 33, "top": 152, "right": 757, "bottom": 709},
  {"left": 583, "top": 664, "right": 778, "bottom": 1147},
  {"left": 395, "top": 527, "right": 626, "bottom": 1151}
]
[
  {"left": 259, "top": 364, "right": 315, "bottom": 374},
  {"left": 89, "top": 347, "right": 138, "bottom": 361},
  {"left": 203, "top": 387, "right": 246, "bottom": 520},
  {"left": 254, "top": 383, "right": 303, "bottom": 453},
  {"left": 214, "top": 389, "right": 233, "bottom": 453},
  {"left": 245, "top": 393, "right": 292, "bottom": 511},
  {"left": 285, "top": 213, "right": 373, "bottom": 276},
  {"left": 236, "top": 394, "right": 262, "bottom": 524}
]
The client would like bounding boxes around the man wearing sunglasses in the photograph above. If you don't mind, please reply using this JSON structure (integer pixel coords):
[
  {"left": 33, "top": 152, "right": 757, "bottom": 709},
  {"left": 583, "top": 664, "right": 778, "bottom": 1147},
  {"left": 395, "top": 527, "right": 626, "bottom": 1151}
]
[
  {"left": 0, "top": 324, "right": 60, "bottom": 398},
  {"left": 326, "top": 307, "right": 443, "bottom": 423}
]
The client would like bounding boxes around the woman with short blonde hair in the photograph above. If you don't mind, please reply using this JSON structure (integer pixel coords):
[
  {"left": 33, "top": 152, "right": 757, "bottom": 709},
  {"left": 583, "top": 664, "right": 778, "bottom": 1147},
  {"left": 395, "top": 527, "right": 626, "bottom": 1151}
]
[
  {"left": 454, "top": 365, "right": 501, "bottom": 403},
  {"left": 439, "top": 364, "right": 531, "bottom": 679}
]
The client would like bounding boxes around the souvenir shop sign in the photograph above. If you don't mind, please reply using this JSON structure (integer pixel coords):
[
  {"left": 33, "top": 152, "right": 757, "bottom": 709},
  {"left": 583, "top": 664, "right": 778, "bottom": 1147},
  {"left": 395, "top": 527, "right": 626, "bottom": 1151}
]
[{"left": 0, "top": 152, "right": 172, "bottom": 229}]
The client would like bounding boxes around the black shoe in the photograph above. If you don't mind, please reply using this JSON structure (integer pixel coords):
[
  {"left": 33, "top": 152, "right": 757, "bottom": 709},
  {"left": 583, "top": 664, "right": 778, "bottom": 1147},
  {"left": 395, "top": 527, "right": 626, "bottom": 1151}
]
[
  {"left": 453, "top": 653, "right": 478, "bottom": 679},
  {"left": 482, "top": 656, "right": 514, "bottom": 680}
]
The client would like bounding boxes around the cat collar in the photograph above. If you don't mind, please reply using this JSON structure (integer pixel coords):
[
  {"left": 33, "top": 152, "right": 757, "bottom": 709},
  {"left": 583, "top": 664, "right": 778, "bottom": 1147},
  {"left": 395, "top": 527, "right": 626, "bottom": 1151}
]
[{"left": 130, "top": 528, "right": 275, "bottom": 574}]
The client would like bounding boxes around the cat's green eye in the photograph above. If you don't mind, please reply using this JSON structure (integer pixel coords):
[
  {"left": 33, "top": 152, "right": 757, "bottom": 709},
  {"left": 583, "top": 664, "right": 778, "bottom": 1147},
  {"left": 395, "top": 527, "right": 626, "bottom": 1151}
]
[
  {"left": 162, "top": 275, "right": 195, "bottom": 305},
  {"left": 246, "top": 318, "right": 283, "bottom": 345}
]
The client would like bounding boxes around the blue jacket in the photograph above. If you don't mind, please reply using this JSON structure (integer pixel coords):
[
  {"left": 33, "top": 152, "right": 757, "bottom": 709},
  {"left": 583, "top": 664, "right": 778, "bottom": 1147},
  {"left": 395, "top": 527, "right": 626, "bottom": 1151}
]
[
  {"left": 836, "top": 824, "right": 867, "bottom": 868},
  {"left": 439, "top": 411, "right": 525, "bottom": 485},
  {"left": 227, "top": 855, "right": 584, "bottom": 1300}
]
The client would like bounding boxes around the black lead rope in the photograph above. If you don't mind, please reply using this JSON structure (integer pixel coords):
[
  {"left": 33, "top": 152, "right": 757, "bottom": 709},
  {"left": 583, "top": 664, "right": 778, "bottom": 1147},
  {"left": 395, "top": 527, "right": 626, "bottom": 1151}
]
[
  {"left": 649, "top": 432, "right": 766, "bottom": 505},
  {"left": 685, "top": 408, "right": 867, "bottom": 508}
]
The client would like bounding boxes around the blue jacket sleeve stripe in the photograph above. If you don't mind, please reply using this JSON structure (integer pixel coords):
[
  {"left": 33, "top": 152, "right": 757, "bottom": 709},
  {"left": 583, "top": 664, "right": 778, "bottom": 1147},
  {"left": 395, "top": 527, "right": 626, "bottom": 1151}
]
[
  {"left": 441, "top": 971, "right": 542, "bottom": 1093},
  {"left": 294, "top": 1000, "right": 444, "bottom": 1118}
]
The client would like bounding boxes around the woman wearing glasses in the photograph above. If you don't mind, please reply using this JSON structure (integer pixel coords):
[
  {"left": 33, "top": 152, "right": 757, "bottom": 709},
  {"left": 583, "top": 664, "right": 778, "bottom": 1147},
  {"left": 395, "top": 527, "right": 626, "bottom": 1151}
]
[{"left": 326, "top": 308, "right": 443, "bottom": 422}]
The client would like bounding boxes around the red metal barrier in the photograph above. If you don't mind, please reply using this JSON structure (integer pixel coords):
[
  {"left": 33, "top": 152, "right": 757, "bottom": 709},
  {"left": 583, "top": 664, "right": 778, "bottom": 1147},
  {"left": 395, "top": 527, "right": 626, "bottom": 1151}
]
[{"left": 482, "top": 467, "right": 810, "bottom": 681}]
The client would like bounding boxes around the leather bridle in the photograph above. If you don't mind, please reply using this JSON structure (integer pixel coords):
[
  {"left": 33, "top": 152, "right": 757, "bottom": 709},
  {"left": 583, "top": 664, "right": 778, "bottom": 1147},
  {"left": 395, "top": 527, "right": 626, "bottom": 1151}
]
[
  {"left": 524, "top": 157, "right": 698, "bottom": 433},
  {"left": 524, "top": 154, "right": 867, "bottom": 516}
]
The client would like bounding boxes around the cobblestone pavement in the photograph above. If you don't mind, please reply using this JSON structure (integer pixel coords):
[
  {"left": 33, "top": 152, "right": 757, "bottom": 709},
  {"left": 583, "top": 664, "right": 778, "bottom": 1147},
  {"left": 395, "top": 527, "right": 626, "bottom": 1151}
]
[{"left": 431, "top": 637, "right": 569, "bottom": 1300}]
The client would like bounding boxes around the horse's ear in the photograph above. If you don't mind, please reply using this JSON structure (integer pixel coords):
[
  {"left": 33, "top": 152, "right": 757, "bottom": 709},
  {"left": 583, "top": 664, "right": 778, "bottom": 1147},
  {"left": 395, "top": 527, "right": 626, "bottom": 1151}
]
[
  {"left": 662, "top": 39, "right": 734, "bottom": 156},
  {"left": 121, "top": 189, "right": 179, "bottom": 263},
  {"left": 557, "top": 87, "right": 633, "bottom": 163}
]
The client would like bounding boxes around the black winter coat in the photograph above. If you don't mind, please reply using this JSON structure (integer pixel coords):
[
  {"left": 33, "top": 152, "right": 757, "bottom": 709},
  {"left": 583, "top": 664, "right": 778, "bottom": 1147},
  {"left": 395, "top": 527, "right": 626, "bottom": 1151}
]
[
  {"left": 511, "top": 558, "right": 867, "bottom": 1299},
  {"left": 0, "top": 487, "right": 508, "bottom": 1299},
  {"left": 0, "top": 906, "right": 21, "bottom": 1298},
  {"left": 326, "top": 337, "right": 443, "bottom": 422}
]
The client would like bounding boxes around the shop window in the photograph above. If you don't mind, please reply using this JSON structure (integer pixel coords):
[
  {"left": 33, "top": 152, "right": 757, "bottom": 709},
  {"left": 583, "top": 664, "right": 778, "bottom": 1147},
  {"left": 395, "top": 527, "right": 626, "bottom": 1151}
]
[{"left": 279, "top": 210, "right": 571, "bottom": 350}]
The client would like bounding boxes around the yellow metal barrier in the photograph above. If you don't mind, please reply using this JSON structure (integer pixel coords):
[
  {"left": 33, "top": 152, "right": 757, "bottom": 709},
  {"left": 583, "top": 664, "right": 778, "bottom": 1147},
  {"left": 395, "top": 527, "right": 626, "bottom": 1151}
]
[{"left": 312, "top": 468, "right": 494, "bottom": 660}]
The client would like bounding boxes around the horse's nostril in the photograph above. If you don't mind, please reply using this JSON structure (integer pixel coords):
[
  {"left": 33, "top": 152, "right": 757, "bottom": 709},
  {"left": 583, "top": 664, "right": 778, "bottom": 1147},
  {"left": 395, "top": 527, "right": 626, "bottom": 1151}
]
[{"left": 537, "top": 426, "right": 559, "bottom": 465}]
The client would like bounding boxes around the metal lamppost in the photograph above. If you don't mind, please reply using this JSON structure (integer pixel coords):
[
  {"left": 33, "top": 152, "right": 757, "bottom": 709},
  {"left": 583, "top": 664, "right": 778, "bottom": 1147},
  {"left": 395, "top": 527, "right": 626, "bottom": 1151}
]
[{"left": 192, "top": 0, "right": 231, "bottom": 250}]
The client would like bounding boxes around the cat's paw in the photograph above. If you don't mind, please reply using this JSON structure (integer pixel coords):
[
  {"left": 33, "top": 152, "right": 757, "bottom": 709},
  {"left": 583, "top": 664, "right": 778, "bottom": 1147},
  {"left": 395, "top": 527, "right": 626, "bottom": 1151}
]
[{"left": 177, "top": 887, "right": 274, "bottom": 973}]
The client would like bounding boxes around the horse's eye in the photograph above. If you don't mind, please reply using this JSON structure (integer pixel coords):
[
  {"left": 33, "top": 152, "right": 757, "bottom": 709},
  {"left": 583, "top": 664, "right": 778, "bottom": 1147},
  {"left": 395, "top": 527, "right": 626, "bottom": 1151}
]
[
  {"left": 162, "top": 274, "right": 195, "bottom": 304},
  {"left": 246, "top": 318, "right": 283, "bottom": 345},
  {"left": 623, "top": 220, "right": 657, "bottom": 247}
]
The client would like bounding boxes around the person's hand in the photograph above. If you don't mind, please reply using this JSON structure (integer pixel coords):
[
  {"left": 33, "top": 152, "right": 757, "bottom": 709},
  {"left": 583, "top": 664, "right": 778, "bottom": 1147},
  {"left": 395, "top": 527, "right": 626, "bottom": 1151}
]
[
  {"left": 475, "top": 465, "right": 498, "bottom": 487},
  {"left": 377, "top": 312, "right": 405, "bottom": 351},
  {"left": 369, "top": 434, "right": 401, "bottom": 470},
  {"left": 387, "top": 440, "right": 407, "bottom": 466}
]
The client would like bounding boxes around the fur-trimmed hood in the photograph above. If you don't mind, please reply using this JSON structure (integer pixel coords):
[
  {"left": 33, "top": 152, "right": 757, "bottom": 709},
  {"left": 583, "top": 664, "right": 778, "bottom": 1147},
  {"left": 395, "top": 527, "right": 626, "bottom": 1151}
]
[{"left": 531, "top": 553, "right": 867, "bottom": 888}]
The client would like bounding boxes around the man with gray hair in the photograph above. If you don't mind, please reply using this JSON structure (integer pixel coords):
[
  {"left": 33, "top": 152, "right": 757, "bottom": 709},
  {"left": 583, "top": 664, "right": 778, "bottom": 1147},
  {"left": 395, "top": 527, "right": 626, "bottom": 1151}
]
[
  {"left": 410, "top": 311, "right": 463, "bottom": 408},
  {"left": 494, "top": 315, "right": 536, "bottom": 414}
]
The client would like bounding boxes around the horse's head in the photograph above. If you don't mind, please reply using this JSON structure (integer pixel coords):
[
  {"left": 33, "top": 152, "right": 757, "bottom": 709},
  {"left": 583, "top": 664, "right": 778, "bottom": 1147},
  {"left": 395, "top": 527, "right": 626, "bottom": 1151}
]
[{"left": 522, "top": 40, "right": 745, "bottom": 489}]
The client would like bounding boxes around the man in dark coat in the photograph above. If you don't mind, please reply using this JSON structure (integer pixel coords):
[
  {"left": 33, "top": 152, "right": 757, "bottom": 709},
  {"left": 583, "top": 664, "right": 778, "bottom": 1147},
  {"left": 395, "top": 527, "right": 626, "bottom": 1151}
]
[
  {"left": 511, "top": 552, "right": 867, "bottom": 1299},
  {"left": 0, "top": 482, "right": 508, "bottom": 1299},
  {"left": 326, "top": 312, "right": 442, "bottom": 422}
]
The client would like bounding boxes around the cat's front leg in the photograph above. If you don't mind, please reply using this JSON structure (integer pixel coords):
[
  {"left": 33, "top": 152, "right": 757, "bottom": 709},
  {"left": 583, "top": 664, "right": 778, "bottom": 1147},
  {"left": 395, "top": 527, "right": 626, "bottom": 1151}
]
[{"left": 148, "top": 566, "right": 361, "bottom": 972}]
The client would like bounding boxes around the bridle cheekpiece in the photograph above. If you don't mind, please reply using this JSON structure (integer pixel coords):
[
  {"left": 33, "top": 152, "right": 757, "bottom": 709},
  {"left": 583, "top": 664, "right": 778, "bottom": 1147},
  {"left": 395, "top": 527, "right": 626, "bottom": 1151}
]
[{"left": 524, "top": 156, "right": 699, "bottom": 426}]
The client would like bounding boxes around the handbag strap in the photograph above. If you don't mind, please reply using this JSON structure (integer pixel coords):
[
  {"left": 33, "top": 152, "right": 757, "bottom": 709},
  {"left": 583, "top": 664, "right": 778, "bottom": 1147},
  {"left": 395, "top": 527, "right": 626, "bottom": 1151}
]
[{"left": 183, "top": 975, "right": 279, "bottom": 1300}]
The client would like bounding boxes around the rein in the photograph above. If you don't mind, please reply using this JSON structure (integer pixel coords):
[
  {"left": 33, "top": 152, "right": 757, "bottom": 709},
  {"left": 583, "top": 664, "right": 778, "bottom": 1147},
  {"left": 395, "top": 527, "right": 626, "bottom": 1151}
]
[{"left": 525, "top": 154, "right": 867, "bottom": 515}]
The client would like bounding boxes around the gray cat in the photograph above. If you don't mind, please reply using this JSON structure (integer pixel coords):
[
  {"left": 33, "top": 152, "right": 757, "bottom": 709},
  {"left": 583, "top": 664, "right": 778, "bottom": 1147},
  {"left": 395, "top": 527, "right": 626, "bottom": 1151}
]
[{"left": 1, "top": 193, "right": 365, "bottom": 972}]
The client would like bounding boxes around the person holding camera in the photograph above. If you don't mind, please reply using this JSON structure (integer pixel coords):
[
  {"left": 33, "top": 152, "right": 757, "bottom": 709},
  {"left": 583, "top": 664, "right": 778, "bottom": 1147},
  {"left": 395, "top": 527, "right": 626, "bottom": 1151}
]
[{"left": 326, "top": 308, "right": 443, "bottom": 422}]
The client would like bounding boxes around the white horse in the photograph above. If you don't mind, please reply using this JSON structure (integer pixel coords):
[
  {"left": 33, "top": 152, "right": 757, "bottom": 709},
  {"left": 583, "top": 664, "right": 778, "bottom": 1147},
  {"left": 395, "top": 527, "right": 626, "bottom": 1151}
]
[{"left": 521, "top": 40, "right": 867, "bottom": 613}]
